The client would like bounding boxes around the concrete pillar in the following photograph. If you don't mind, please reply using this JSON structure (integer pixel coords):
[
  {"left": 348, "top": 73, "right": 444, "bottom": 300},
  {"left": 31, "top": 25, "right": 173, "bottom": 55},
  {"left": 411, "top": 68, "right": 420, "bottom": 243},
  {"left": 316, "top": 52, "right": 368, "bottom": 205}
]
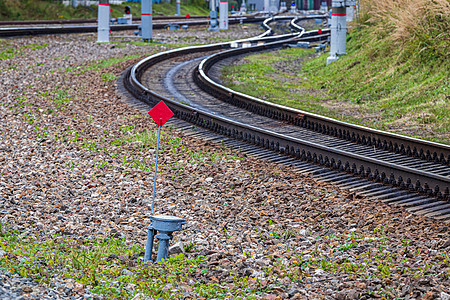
[
  {"left": 97, "top": 0, "right": 110, "bottom": 43},
  {"left": 264, "top": 0, "right": 269, "bottom": 11},
  {"left": 176, "top": 0, "right": 181, "bottom": 16},
  {"left": 219, "top": 0, "right": 228, "bottom": 30},
  {"left": 141, "top": 0, "right": 153, "bottom": 42},
  {"left": 327, "top": 5, "right": 347, "bottom": 65}
]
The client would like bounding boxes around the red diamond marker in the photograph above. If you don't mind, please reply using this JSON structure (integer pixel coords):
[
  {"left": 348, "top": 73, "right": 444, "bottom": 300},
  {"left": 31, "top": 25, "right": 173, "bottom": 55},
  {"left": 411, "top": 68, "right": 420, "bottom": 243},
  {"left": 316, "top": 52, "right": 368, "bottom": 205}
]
[{"left": 148, "top": 101, "right": 174, "bottom": 127}]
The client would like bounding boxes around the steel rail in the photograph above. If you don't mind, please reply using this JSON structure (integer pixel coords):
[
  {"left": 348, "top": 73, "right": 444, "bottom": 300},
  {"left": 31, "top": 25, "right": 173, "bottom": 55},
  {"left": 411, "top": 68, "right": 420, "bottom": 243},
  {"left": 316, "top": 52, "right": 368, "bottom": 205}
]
[
  {"left": 124, "top": 17, "right": 449, "bottom": 200},
  {"left": 196, "top": 44, "right": 450, "bottom": 159},
  {"left": 0, "top": 16, "right": 266, "bottom": 38},
  {"left": 197, "top": 42, "right": 450, "bottom": 168},
  {"left": 0, "top": 15, "right": 207, "bottom": 26},
  {"left": 129, "top": 16, "right": 309, "bottom": 93}
]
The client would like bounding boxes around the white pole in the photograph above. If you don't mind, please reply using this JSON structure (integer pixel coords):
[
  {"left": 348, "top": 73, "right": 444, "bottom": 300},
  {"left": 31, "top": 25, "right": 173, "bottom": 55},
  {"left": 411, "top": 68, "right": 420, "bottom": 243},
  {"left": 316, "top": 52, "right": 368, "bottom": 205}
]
[
  {"left": 151, "top": 125, "right": 161, "bottom": 215},
  {"left": 264, "top": 0, "right": 269, "bottom": 11},
  {"left": 176, "top": 0, "right": 181, "bottom": 16},
  {"left": 327, "top": 1, "right": 347, "bottom": 65},
  {"left": 142, "top": 0, "right": 153, "bottom": 42},
  {"left": 97, "top": 0, "right": 110, "bottom": 43},
  {"left": 219, "top": 0, "right": 228, "bottom": 30}
]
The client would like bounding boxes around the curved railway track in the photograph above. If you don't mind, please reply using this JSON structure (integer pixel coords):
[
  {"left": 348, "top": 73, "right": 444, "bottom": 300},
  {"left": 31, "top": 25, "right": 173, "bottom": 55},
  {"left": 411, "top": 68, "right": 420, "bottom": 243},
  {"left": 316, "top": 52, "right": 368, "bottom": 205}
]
[
  {"left": 120, "top": 16, "right": 450, "bottom": 222},
  {"left": 0, "top": 15, "right": 265, "bottom": 38}
]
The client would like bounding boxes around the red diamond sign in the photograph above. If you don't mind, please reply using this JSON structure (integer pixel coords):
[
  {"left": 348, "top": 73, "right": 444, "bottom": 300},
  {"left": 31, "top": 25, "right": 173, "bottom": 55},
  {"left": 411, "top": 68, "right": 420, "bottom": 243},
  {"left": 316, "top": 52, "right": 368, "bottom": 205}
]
[{"left": 148, "top": 101, "right": 174, "bottom": 127}]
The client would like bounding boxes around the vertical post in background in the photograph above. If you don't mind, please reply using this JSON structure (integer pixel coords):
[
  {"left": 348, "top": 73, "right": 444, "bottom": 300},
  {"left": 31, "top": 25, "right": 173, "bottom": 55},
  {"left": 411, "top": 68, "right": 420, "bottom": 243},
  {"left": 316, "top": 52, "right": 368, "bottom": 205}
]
[
  {"left": 240, "top": 0, "right": 247, "bottom": 13},
  {"left": 97, "top": 0, "right": 110, "bottom": 43},
  {"left": 327, "top": 0, "right": 347, "bottom": 65},
  {"left": 219, "top": 0, "right": 228, "bottom": 30},
  {"left": 176, "top": 0, "right": 181, "bottom": 16},
  {"left": 142, "top": 0, "right": 153, "bottom": 42},
  {"left": 209, "top": 0, "right": 219, "bottom": 31}
]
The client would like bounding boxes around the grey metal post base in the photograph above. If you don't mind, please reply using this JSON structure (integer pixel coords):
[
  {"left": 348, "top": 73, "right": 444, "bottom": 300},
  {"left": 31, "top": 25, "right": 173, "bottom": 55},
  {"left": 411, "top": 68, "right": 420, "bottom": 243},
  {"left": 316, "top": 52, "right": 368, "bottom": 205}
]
[{"left": 143, "top": 215, "right": 185, "bottom": 262}]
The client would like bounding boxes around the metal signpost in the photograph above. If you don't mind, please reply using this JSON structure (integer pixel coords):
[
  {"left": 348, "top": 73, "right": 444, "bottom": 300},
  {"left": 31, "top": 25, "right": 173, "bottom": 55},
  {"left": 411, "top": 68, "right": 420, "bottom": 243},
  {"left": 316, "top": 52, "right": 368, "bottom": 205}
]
[{"left": 144, "top": 101, "right": 185, "bottom": 262}]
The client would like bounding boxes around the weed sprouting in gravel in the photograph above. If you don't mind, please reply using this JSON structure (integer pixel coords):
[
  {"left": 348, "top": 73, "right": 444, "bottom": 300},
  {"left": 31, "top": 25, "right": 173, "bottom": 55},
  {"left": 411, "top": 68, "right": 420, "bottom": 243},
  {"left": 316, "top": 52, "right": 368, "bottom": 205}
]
[
  {"left": 101, "top": 72, "right": 117, "bottom": 82},
  {"left": 51, "top": 87, "right": 72, "bottom": 109}
]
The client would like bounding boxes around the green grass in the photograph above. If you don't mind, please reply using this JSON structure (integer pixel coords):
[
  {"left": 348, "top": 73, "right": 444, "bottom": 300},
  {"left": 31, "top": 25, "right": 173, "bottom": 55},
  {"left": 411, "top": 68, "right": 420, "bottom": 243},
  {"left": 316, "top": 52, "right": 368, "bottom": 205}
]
[
  {"left": 0, "top": 42, "right": 49, "bottom": 61},
  {"left": 3, "top": 223, "right": 438, "bottom": 299},
  {"left": 0, "top": 0, "right": 209, "bottom": 21},
  {"left": 221, "top": 29, "right": 449, "bottom": 144},
  {"left": 0, "top": 223, "right": 253, "bottom": 299},
  {"left": 0, "top": 0, "right": 95, "bottom": 21}
]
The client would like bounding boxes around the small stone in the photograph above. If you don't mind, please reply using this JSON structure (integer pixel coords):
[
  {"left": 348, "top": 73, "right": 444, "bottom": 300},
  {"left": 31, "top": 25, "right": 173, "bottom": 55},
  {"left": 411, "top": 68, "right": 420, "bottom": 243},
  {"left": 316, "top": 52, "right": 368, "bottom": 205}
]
[
  {"left": 335, "top": 292, "right": 345, "bottom": 300},
  {"left": 314, "top": 269, "right": 325, "bottom": 276},
  {"left": 168, "top": 241, "right": 185, "bottom": 255},
  {"left": 122, "top": 269, "right": 134, "bottom": 276},
  {"left": 255, "top": 259, "right": 269, "bottom": 267},
  {"left": 441, "top": 239, "right": 450, "bottom": 249},
  {"left": 131, "top": 293, "right": 145, "bottom": 300},
  {"left": 288, "top": 287, "right": 300, "bottom": 297},
  {"left": 346, "top": 289, "right": 359, "bottom": 300},
  {"left": 161, "top": 283, "right": 173, "bottom": 293}
]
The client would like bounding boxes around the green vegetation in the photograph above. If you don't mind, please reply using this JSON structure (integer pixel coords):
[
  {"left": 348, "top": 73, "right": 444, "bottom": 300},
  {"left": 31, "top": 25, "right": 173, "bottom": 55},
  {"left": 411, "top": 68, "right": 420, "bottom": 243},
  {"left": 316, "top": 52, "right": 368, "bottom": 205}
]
[
  {"left": 0, "top": 0, "right": 94, "bottom": 20},
  {"left": 0, "top": 42, "right": 49, "bottom": 61},
  {"left": 0, "top": 0, "right": 208, "bottom": 21},
  {"left": 222, "top": 31, "right": 449, "bottom": 143},
  {"left": 1, "top": 223, "right": 446, "bottom": 299},
  {"left": 0, "top": 224, "right": 223, "bottom": 299}
]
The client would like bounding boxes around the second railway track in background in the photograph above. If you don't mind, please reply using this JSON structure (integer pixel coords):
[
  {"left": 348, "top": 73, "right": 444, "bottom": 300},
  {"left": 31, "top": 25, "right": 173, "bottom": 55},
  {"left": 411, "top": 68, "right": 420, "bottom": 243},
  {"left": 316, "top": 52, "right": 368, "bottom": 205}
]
[
  {"left": 0, "top": 15, "right": 265, "bottom": 38},
  {"left": 120, "top": 16, "right": 450, "bottom": 223}
]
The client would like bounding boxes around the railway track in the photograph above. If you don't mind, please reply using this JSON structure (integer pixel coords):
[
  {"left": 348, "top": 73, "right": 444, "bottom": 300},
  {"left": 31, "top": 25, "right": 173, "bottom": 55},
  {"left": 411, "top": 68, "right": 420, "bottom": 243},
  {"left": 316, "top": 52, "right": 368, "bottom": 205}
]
[
  {"left": 0, "top": 15, "right": 208, "bottom": 26},
  {"left": 0, "top": 15, "right": 265, "bottom": 38},
  {"left": 121, "top": 16, "right": 450, "bottom": 222}
]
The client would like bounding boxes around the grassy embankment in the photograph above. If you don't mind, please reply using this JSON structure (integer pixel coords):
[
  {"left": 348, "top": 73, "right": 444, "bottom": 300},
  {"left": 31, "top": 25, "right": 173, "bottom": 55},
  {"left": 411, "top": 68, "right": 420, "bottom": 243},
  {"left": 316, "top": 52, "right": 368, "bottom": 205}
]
[
  {"left": 222, "top": 0, "right": 449, "bottom": 144},
  {"left": 0, "top": 0, "right": 209, "bottom": 21}
]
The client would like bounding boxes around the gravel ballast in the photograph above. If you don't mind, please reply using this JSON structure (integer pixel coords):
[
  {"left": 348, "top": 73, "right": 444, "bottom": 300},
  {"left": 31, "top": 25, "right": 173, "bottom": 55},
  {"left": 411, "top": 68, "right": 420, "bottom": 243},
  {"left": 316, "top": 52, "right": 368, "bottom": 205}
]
[{"left": 0, "top": 27, "right": 449, "bottom": 299}]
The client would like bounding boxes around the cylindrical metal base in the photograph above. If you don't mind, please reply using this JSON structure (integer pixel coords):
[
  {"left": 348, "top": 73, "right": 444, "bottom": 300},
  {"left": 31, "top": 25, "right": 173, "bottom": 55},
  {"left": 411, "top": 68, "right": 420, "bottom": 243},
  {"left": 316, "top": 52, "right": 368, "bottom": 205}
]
[
  {"left": 97, "top": 3, "right": 110, "bottom": 43},
  {"left": 144, "top": 227, "right": 155, "bottom": 261},
  {"left": 143, "top": 215, "right": 186, "bottom": 262},
  {"left": 155, "top": 233, "right": 171, "bottom": 261}
]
